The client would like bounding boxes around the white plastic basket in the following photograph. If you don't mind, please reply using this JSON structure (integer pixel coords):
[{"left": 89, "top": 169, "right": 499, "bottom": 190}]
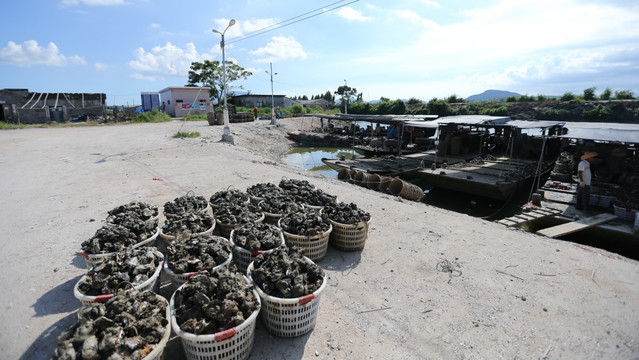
[
  {"left": 278, "top": 220, "right": 331, "bottom": 262},
  {"left": 78, "top": 227, "right": 161, "bottom": 269},
  {"left": 170, "top": 279, "right": 261, "bottom": 360},
  {"left": 303, "top": 197, "right": 338, "bottom": 211},
  {"left": 247, "top": 261, "right": 327, "bottom": 337},
  {"left": 216, "top": 213, "right": 265, "bottom": 239},
  {"left": 329, "top": 219, "right": 371, "bottom": 251},
  {"left": 163, "top": 254, "right": 232, "bottom": 290},
  {"left": 262, "top": 211, "right": 283, "bottom": 225},
  {"left": 141, "top": 294, "right": 171, "bottom": 360},
  {"left": 229, "top": 229, "right": 284, "bottom": 274},
  {"left": 613, "top": 204, "right": 637, "bottom": 222},
  {"left": 73, "top": 260, "right": 163, "bottom": 305}
]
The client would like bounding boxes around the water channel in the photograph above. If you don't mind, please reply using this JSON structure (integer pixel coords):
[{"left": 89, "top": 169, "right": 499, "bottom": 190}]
[{"left": 282, "top": 146, "right": 639, "bottom": 260}]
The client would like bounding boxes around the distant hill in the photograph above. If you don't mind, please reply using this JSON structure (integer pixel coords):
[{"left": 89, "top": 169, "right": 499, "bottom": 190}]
[{"left": 466, "top": 90, "right": 521, "bottom": 102}]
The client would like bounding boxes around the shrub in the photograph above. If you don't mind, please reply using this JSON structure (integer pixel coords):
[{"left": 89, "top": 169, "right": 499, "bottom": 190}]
[
  {"left": 582, "top": 104, "right": 610, "bottom": 121},
  {"left": 614, "top": 90, "right": 634, "bottom": 100},
  {"left": 537, "top": 94, "right": 547, "bottom": 102},
  {"left": 132, "top": 109, "right": 172, "bottom": 123},
  {"left": 583, "top": 87, "right": 597, "bottom": 101},
  {"left": 505, "top": 96, "right": 517, "bottom": 102},
  {"left": 427, "top": 98, "right": 451, "bottom": 116},
  {"left": 518, "top": 94, "right": 536, "bottom": 102},
  {"left": 560, "top": 92, "right": 575, "bottom": 102},
  {"left": 600, "top": 88, "right": 612, "bottom": 100},
  {"left": 290, "top": 104, "right": 303, "bottom": 114}
]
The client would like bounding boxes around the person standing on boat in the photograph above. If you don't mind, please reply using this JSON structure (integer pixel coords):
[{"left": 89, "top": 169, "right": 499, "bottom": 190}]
[{"left": 576, "top": 151, "right": 598, "bottom": 212}]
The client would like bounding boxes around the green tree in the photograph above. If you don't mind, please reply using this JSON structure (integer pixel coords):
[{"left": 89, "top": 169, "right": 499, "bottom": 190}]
[
  {"left": 187, "top": 60, "right": 252, "bottom": 105},
  {"left": 600, "top": 88, "right": 612, "bottom": 100},
  {"left": 427, "top": 98, "right": 451, "bottom": 116},
  {"left": 335, "top": 85, "right": 358, "bottom": 113},
  {"left": 322, "top": 91, "right": 335, "bottom": 104},
  {"left": 583, "top": 87, "right": 597, "bottom": 101},
  {"left": 446, "top": 94, "right": 466, "bottom": 103}
]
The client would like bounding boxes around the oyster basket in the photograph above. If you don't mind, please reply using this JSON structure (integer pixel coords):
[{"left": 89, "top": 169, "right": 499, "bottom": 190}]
[
  {"left": 247, "top": 261, "right": 327, "bottom": 337},
  {"left": 229, "top": 229, "right": 285, "bottom": 274},
  {"left": 163, "top": 254, "right": 232, "bottom": 290},
  {"left": 158, "top": 223, "right": 215, "bottom": 254},
  {"left": 170, "top": 279, "right": 261, "bottom": 360},
  {"left": 263, "top": 211, "right": 283, "bottom": 225},
  {"left": 329, "top": 219, "right": 371, "bottom": 251},
  {"left": 613, "top": 204, "right": 637, "bottom": 222},
  {"left": 278, "top": 221, "right": 332, "bottom": 262},
  {"left": 79, "top": 227, "right": 161, "bottom": 269},
  {"left": 73, "top": 260, "right": 164, "bottom": 305},
  {"left": 217, "top": 213, "right": 265, "bottom": 239},
  {"left": 303, "top": 197, "right": 338, "bottom": 211}
]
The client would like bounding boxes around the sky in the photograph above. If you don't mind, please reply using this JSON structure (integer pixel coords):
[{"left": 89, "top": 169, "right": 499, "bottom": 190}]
[{"left": 1, "top": 0, "right": 638, "bottom": 106}]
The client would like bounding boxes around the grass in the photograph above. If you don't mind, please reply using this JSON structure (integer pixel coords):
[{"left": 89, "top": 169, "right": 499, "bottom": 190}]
[
  {"left": 0, "top": 121, "right": 102, "bottom": 129},
  {"left": 173, "top": 131, "right": 200, "bottom": 138},
  {"left": 131, "top": 109, "right": 172, "bottom": 123},
  {"left": 181, "top": 114, "right": 208, "bottom": 121}
]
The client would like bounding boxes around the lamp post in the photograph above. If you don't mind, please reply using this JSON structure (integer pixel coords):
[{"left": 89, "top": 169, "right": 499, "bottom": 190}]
[
  {"left": 265, "top": 62, "right": 278, "bottom": 125},
  {"left": 344, "top": 79, "right": 348, "bottom": 114},
  {"left": 213, "top": 19, "right": 236, "bottom": 143}
]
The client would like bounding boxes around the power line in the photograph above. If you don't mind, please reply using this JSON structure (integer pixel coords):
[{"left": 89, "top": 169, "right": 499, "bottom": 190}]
[{"left": 226, "top": 0, "right": 359, "bottom": 45}]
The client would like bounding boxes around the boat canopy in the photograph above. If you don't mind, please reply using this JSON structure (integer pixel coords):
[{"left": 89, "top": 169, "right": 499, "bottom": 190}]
[
  {"left": 310, "top": 113, "right": 438, "bottom": 126},
  {"left": 505, "top": 120, "right": 564, "bottom": 129},
  {"left": 558, "top": 122, "right": 639, "bottom": 144},
  {"left": 404, "top": 115, "right": 511, "bottom": 129}
]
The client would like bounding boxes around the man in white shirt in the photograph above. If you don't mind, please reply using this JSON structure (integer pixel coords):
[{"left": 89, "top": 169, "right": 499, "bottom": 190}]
[{"left": 576, "top": 151, "right": 597, "bottom": 212}]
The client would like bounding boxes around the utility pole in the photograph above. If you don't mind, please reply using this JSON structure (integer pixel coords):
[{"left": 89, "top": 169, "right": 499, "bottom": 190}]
[
  {"left": 213, "top": 19, "right": 236, "bottom": 143},
  {"left": 266, "top": 62, "right": 278, "bottom": 125}
]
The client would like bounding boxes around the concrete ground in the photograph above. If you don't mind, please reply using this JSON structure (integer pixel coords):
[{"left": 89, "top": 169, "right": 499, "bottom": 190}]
[{"left": 1, "top": 118, "right": 638, "bottom": 359}]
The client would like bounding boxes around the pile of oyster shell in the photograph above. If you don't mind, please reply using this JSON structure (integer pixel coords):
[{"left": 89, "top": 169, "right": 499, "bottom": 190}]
[
  {"left": 293, "top": 188, "right": 337, "bottom": 207},
  {"left": 250, "top": 246, "right": 325, "bottom": 298},
  {"left": 231, "top": 222, "right": 282, "bottom": 252},
  {"left": 166, "top": 235, "right": 232, "bottom": 274},
  {"left": 214, "top": 203, "right": 263, "bottom": 225},
  {"left": 246, "top": 182, "right": 285, "bottom": 199},
  {"left": 162, "top": 212, "right": 214, "bottom": 237},
  {"left": 107, "top": 201, "right": 159, "bottom": 222},
  {"left": 209, "top": 189, "right": 249, "bottom": 208},
  {"left": 53, "top": 290, "right": 168, "bottom": 360},
  {"left": 279, "top": 178, "right": 315, "bottom": 193},
  {"left": 323, "top": 202, "right": 371, "bottom": 224},
  {"left": 279, "top": 207, "right": 331, "bottom": 236},
  {"left": 81, "top": 224, "right": 143, "bottom": 255},
  {"left": 78, "top": 247, "right": 163, "bottom": 296},
  {"left": 257, "top": 192, "right": 301, "bottom": 215},
  {"left": 173, "top": 270, "right": 259, "bottom": 335},
  {"left": 163, "top": 195, "right": 209, "bottom": 217}
]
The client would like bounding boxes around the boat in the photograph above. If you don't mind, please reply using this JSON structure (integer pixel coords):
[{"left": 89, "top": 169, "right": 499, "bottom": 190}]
[{"left": 413, "top": 117, "right": 564, "bottom": 201}]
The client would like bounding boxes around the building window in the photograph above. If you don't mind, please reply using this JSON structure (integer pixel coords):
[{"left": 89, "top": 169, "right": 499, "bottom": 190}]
[
  {"left": 167, "top": 100, "right": 170, "bottom": 104},
  {"left": 257, "top": 102, "right": 263, "bottom": 107},
  {"left": 176, "top": 99, "right": 183, "bottom": 103}
]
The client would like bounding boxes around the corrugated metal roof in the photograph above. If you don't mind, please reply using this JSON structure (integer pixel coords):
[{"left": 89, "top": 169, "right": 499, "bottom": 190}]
[{"left": 559, "top": 122, "right": 639, "bottom": 143}]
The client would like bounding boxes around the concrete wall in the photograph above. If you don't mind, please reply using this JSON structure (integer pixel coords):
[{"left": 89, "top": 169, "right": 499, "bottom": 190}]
[
  {"left": 159, "top": 87, "right": 213, "bottom": 117},
  {"left": 0, "top": 89, "right": 106, "bottom": 123}
]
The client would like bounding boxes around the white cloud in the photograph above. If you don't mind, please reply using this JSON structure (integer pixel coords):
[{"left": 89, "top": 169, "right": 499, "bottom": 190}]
[
  {"left": 94, "top": 62, "right": 112, "bottom": 70},
  {"left": 149, "top": 23, "right": 161, "bottom": 29},
  {"left": 61, "top": 0, "right": 125, "bottom": 5},
  {"left": 336, "top": 7, "right": 371, "bottom": 22},
  {"left": 392, "top": 9, "right": 438, "bottom": 28},
  {"left": 420, "top": 0, "right": 440, "bottom": 8},
  {"left": 0, "top": 40, "right": 86, "bottom": 67},
  {"left": 128, "top": 42, "right": 204, "bottom": 79},
  {"left": 131, "top": 73, "right": 160, "bottom": 81},
  {"left": 250, "top": 36, "right": 307, "bottom": 63},
  {"left": 239, "top": 18, "right": 279, "bottom": 33}
]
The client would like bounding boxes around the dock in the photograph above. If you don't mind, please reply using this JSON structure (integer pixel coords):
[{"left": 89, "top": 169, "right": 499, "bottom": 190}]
[
  {"left": 536, "top": 213, "right": 618, "bottom": 238},
  {"left": 497, "top": 207, "right": 562, "bottom": 227}
]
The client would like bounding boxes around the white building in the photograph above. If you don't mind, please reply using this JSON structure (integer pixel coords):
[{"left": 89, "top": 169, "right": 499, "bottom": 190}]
[{"left": 158, "top": 86, "right": 213, "bottom": 117}]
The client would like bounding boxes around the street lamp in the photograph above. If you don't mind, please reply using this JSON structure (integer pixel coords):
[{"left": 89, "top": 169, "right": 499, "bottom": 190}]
[
  {"left": 344, "top": 79, "right": 348, "bottom": 114},
  {"left": 213, "top": 19, "right": 236, "bottom": 143},
  {"left": 265, "top": 62, "right": 278, "bottom": 125}
]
